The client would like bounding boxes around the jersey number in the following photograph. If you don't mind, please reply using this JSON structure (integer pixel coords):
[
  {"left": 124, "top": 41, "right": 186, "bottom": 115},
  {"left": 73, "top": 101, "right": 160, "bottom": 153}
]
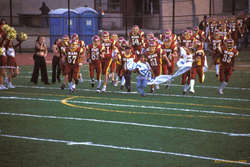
[
  {"left": 222, "top": 54, "right": 232, "bottom": 63},
  {"left": 68, "top": 55, "right": 77, "bottom": 64}
]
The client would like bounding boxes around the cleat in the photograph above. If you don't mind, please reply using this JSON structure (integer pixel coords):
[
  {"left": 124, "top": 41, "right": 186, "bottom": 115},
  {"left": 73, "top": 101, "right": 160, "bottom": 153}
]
[
  {"left": 114, "top": 81, "right": 118, "bottom": 87},
  {"left": 216, "top": 74, "right": 219, "bottom": 78},
  {"left": 141, "top": 94, "right": 146, "bottom": 97},
  {"left": 127, "top": 88, "right": 131, "bottom": 92},
  {"left": 120, "top": 85, "right": 124, "bottom": 90},
  {"left": 96, "top": 88, "right": 101, "bottom": 93},
  {"left": 0, "top": 85, "right": 8, "bottom": 90},
  {"left": 189, "top": 90, "right": 195, "bottom": 94},
  {"left": 61, "top": 84, "right": 65, "bottom": 90},
  {"left": 8, "top": 83, "right": 15, "bottom": 89},
  {"left": 101, "top": 87, "right": 106, "bottom": 92},
  {"left": 183, "top": 91, "right": 186, "bottom": 95},
  {"left": 218, "top": 88, "right": 223, "bottom": 95},
  {"left": 91, "top": 83, "right": 95, "bottom": 88}
]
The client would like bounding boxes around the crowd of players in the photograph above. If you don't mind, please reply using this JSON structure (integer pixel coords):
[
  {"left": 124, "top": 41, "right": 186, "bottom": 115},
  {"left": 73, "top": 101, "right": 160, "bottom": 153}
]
[{"left": 0, "top": 14, "right": 249, "bottom": 95}]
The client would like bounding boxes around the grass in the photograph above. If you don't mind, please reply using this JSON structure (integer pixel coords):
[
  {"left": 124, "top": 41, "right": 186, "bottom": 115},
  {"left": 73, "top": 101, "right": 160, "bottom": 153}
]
[{"left": 0, "top": 61, "right": 250, "bottom": 167}]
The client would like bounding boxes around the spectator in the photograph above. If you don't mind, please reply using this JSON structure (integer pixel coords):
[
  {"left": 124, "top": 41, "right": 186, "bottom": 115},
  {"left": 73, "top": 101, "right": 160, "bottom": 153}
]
[
  {"left": 199, "top": 15, "right": 207, "bottom": 32},
  {"left": 0, "top": 19, "right": 7, "bottom": 45},
  {"left": 31, "top": 36, "right": 50, "bottom": 85},
  {"left": 97, "top": 6, "right": 104, "bottom": 32},
  {"left": 52, "top": 38, "right": 61, "bottom": 83},
  {"left": 39, "top": 2, "right": 50, "bottom": 27}
]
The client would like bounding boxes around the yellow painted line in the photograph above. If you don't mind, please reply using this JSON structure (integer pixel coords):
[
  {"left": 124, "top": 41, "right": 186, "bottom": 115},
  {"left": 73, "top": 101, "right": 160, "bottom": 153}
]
[
  {"left": 3, "top": 91, "right": 250, "bottom": 112},
  {"left": 61, "top": 96, "right": 250, "bottom": 120},
  {"left": 214, "top": 159, "right": 247, "bottom": 164}
]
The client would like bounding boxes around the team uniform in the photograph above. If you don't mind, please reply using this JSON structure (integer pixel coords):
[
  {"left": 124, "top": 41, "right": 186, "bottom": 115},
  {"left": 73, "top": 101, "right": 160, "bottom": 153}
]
[
  {"left": 128, "top": 30, "right": 144, "bottom": 57},
  {"left": 208, "top": 32, "right": 225, "bottom": 76},
  {"left": 189, "top": 46, "right": 206, "bottom": 94},
  {"left": 64, "top": 45, "right": 84, "bottom": 92},
  {"left": 218, "top": 40, "right": 238, "bottom": 94},
  {"left": 119, "top": 48, "right": 135, "bottom": 92},
  {"left": 161, "top": 41, "right": 177, "bottom": 75},
  {"left": 86, "top": 43, "right": 103, "bottom": 89}
]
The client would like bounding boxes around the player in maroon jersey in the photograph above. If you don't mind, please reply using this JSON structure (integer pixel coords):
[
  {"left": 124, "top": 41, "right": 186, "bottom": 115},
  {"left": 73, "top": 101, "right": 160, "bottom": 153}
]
[
  {"left": 100, "top": 31, "right": 116, "bottom": 92},
  {"left": 208, "top": 29, "right": 225, "bottom": 77},
  {"left": 86, "top": 35, "right": 104, "bottom": 92},
  {"left": 189, "top": 40, "right": 206, "bottom": 94},
  {"left": 217, "top": 39, "right": 238, "bottom": 95},
  {"left": 58, "top": 35, "right": 70, "bottom": 90},
  {"left": 117, "top": 41, "right": 136, "bottom": 92},
  {"left": 64, "top": 40, "right": 84, "bottom": 92},
  {"left": 144, "top": 41, "right": 171, "bottom": 92},
  {"left": 161, "top": 35, "right": 178, "bottom": 75},
  {"left": 128, "top": 25, "right": 144, "bottom": 57}
]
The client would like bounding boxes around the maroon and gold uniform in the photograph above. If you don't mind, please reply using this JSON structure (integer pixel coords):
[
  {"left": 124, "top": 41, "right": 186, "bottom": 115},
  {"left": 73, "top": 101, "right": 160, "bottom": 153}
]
[
  {"left": 209, "top": 32, "right": 225, "bottom": 65},
  {"left": 64, "top": 46, "right": 84, "bottom": 83},
  {"left": 161, "top": 41, "right": 177, "bottom": 75},
  {"left": 101, "top": 39, "right": 115, "bottom": 75},
  {"left": 144, "top": 48, "right": 164, "bottom": 77},
  {"left": 219, "top": 46, "right": 238, "bottom": 83},
  {"left": 86, "top": 43, "right": 103, "bottom": 81},
  {"left": 190, "top": 48, "right": 205, "bottom": 83},
  {"left": 128, "top": 27, "right": 144, "bottom": 54}
]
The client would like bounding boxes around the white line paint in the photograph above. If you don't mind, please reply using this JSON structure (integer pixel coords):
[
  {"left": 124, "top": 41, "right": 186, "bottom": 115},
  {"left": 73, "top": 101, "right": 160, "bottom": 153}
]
[
  {"left": 18, "top": 76, "right": 250, "bottom": 91},
  {"left": 0, "top": 112, "right": 250, "bottom": 137},
  {"left": 0, "top": 133, "right": 250, "bottom": 165},
  {"left": 14, "top": 85, "right": 250, "bottom": 102},
  {"left": 0, "top": 96, "right": 249, "bottom": 118}
]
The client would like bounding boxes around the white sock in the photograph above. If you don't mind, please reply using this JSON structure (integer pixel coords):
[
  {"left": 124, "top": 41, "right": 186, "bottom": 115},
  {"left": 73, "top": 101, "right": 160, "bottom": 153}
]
[
  {"left": 115, "top": 73, "right": 119, "bottom": 81},
  {"left": 184, "top": 84, "right": 190, "bottom": 92},
  {"left": 97, "top": 80, "right": 102, "bottom": 88},
  {"left": 103, "top": 85, "right": 106, "bottom": 89},
  {"left": 216, "top": 65, "right": 219, "bottom": 75},
  {"left": 190, "top": 79, "right": 195, "bottom": 92},
  {"left": 121, "top": 76, "right": 125, "bottom": 86},
  {"left": 219, "top": 81, "right": 228, "bottom": 90}
]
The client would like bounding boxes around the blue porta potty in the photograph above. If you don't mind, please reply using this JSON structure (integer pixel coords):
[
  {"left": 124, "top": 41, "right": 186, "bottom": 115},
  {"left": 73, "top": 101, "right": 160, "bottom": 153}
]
[
  {"left": 75, "top": 7, "right": 98, "bottom": 46},
  {"left": 49, "top": 8, "right": 79, "bottom": 48}
]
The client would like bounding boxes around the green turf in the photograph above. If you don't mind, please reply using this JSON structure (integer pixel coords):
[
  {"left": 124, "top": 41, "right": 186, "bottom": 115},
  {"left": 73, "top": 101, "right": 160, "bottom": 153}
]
[{"left": 0, "top": 62, "right": 250, "bottom": 167}]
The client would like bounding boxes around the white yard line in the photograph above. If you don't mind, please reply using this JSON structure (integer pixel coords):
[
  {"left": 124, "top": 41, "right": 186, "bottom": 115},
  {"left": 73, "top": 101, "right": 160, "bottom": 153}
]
[
  {"left": 0, "top": 112, "right": 249, "bottom": 137},
  {"left": 0, "top": 133, "right": 249, "bottom": 165},
  {"left": 0, "top": 96, "right": 249, "bottom": 117},
  {"left": 14, "top": 85, "right": 250, "bottom": 102},
  {"left": 18, "top": 76, "right": 250, "bottom": 91}
]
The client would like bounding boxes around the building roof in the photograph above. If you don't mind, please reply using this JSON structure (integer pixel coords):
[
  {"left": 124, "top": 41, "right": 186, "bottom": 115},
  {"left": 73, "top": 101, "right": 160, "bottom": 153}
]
[
  {"left": 49, "top": 8, "right": 78, "bottom": 15},
  {"left": 74, "top": 7, "right": 98, "bottom": 14}
]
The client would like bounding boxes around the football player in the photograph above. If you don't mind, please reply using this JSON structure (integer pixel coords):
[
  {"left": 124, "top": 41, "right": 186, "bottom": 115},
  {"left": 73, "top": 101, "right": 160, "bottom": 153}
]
[
  {"left": 189, "top": 40, "right": 206, "bottom": 94},
  {"left": 217, "top": 39, "right": 238, "bottom": 95},
  {"left": 64, "top": 40, "right": 84, "bottom": 92},
  {"left": 86, "top": 35, "right": 104, "bottom": 92},
  {"left": 144, "top": 41, "right": 171, "bottom": 92},
  {"left": 100, "top": 31, "right": 116, "bottom": 92}
]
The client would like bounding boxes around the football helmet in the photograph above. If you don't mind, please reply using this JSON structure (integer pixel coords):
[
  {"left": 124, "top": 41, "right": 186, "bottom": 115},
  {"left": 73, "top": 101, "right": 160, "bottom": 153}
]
[
  {"left": 92, "top": 35, "right": 100, "bottom": 46},
  {"left": 102, "top": 31, "right": 109, "bottom": 42},
  {"left": 71, "top": 33, "right": 79, "bottom": 40},
  {"left": 225, "top": 39, "right": 234, "bottom": 49}
]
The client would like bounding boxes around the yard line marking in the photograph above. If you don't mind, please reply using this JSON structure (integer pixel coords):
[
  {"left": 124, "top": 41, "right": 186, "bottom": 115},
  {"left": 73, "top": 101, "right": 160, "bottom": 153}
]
[
  {"left": 18, "top": 76, "right": 250, "bottom": 91},
  {"left": 1, "top": 133, "right": 250, "bottom": 165},
  {"left": 62, "top": 96, "right": 250, "bottom": 117},
  {"left": 1, "top": 96, "right": 250, "bottom": 120},
  {"left": 4, "top": 91, "right": 250, "bottom": 111},
  {"left": 1, "top": 112, "right": 250, "bottom": 137},
  {"left": 14, "top": 85, "right": 250, "bottom": 102}
]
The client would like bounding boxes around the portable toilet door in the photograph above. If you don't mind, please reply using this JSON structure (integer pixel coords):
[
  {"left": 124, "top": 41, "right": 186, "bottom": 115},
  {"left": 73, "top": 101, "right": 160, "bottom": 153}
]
[
  {"left": 75, "top": 7, "right": 98, "bottom": 45},
  {"left": 49, "top": 8, "right": 79, "bottom": 49}
]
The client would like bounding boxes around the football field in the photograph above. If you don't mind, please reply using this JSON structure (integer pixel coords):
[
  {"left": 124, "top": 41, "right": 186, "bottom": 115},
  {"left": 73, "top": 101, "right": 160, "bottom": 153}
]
[{"left": 0, "top": 64, "right": 250, "bottom": 167}]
